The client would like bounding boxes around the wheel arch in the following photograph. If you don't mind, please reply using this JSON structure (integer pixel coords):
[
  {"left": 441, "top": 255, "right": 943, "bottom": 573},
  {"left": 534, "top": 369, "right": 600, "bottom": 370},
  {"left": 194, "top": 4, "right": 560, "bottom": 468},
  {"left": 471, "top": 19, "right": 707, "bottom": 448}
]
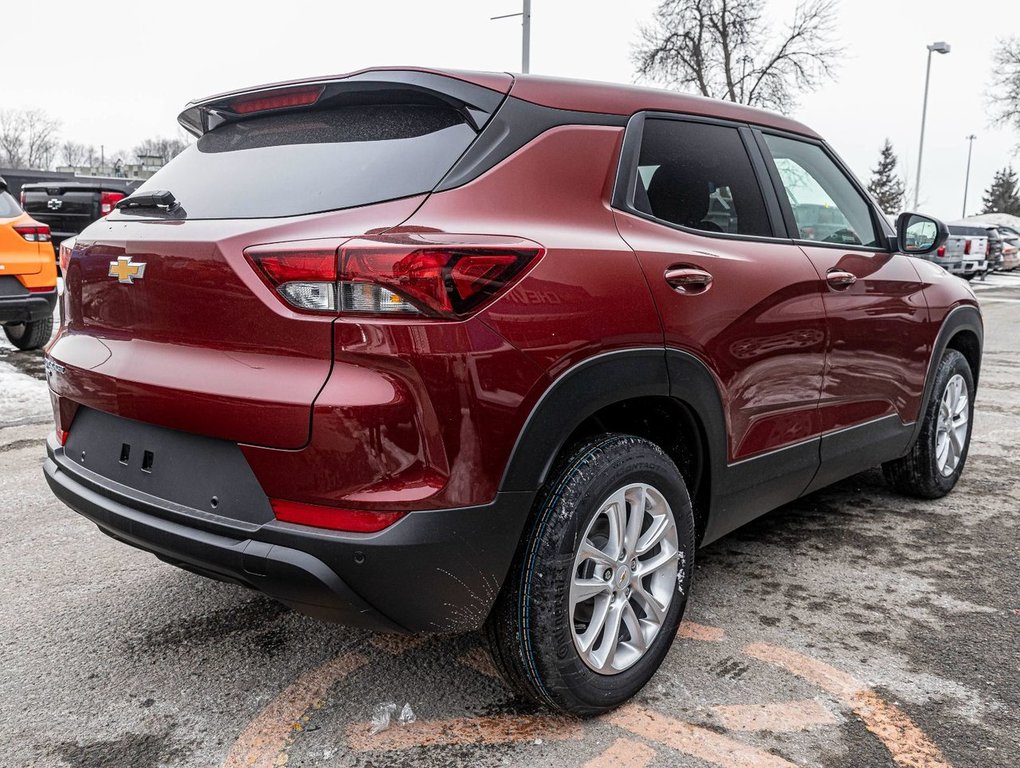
[
  {"left": 907, "top": 303, "right": 983, "bottom": 451},
  {"left": 499, "top": 347, "right": 728, "bottom": 544}
]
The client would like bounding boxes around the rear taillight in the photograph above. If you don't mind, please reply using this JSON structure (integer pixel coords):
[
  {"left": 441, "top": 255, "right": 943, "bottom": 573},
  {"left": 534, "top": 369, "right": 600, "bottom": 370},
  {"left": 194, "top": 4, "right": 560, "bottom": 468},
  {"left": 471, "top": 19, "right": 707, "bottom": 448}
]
[
  {"left": 986, "top": 241, "right": 991, "bottom": 257},
  {"left": 58, "top": 237, "right": 76, "bottom": 272},
  {"left": 271, "top": 498, "right": 406, "bottom": 533},
  {"left": 13, "top": 224, "right": 50, "bottom": 242},
  {"left": 19, "top": 190, "right": 25, "bottom": 208},
  {"left": 56, "top": 428, "right": 69, "bottom": 446},
  {"left": 964, "top": 239, "right": 972, "bottom": 255},
  {"left": 937, "top": 245, "right": 946, "bottom": 258},
  {"left": 245, "top": 235, "right": 543, "bottom": 319},
  {"left": 100, "top": 191, "right": 125, "bottom": 216}
]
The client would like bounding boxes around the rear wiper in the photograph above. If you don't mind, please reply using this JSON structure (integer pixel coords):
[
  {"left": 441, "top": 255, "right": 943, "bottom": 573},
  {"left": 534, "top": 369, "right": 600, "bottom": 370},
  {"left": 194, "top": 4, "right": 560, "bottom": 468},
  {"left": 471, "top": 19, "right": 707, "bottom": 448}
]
[{"left": 116, "top": 190, "right": 179, "bottom": 211}]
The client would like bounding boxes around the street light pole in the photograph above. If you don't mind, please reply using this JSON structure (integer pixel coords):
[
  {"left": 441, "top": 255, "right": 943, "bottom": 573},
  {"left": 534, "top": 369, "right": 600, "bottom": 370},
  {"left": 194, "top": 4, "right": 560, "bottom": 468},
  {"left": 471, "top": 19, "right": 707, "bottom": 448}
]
[
  {"left": 914, "top": 41, "right": 951, "bottom": 210},
  {"left": 491, "top": 0, "right": 532, "bottom": 74},
  {"left": 522, "top": 0, "right": 531, "bottom": 74},
  {"left": 962, "top": 134, "right": 977, "bottom": 218}
]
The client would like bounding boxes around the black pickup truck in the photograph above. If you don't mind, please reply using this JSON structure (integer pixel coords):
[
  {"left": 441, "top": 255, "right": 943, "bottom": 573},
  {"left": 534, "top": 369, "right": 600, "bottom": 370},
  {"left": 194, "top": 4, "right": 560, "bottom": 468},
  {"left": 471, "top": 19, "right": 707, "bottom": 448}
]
[{"left": 20, "top": 179, "right": 141, "bottom": 249}]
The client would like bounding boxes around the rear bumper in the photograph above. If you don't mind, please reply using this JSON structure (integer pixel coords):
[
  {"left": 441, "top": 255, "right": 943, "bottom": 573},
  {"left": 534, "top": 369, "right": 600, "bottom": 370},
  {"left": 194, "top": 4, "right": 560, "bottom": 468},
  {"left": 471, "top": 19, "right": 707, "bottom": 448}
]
[
  {"left": 44, "top": 434, "right": 531, "bottom": 633},
  {"left": 0, "top": 288, "right": 57, "bottom": 324}
]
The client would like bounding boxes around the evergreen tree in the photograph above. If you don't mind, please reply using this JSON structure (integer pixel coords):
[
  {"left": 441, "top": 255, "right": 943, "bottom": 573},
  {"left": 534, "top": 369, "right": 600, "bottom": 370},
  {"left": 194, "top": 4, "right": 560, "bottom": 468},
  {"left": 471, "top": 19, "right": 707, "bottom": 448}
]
[
  {"left": 867, "top": 139, "right": 905, "bottom": 215},
  {"left": 981, "top": 166, "right": 1020, "bottom": 216}
]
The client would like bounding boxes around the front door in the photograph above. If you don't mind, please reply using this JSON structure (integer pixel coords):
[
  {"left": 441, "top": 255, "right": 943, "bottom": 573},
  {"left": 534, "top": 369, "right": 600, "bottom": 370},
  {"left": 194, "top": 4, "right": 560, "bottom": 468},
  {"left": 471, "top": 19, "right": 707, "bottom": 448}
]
[{"left": 756, "top": 132, "right": 930, "bottom": 489}]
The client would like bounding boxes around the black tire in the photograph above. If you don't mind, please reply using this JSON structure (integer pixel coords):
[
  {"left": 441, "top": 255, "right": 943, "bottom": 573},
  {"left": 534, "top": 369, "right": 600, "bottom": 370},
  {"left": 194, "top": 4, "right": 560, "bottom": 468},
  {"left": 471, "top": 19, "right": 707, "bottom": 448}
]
[
  {"left": 485, "top": 434, "right": 696, "bottom": 716},
  {"left": 3, "top": 317, "right": 53, "bottom": 351},
  {"left": 883, "top": 349, "right": 974, "bottom": 499}
]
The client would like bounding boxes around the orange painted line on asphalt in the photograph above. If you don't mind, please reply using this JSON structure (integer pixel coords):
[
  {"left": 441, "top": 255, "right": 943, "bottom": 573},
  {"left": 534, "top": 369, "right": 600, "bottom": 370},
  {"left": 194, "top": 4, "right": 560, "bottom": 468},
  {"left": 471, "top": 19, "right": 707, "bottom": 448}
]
[
  {"left": 222, "top": 652, "right": 368, "bottom": 768},
  {"left": 677, "top": 621, "right": 726, "bottom": 642},
  {"left": 367, "top": 633, "right": 429, "bottom": 655},
  {"left": 583, "top": 737, "right": 657, "bottom": 768},
  {"left": 607, "top": 704, "right": 799, "bottom": 768},
  {"left": 347, "top": 714, "right": 583, "bottom": 751},
  {"left": 460, "top": 646, "right": 501, "bottom": 679},
  {"left": 743, "top": 643, "right": 952, "bottom": 768},
  {"left": 712, "top": 699, "right": 838, "bottom": 732}
]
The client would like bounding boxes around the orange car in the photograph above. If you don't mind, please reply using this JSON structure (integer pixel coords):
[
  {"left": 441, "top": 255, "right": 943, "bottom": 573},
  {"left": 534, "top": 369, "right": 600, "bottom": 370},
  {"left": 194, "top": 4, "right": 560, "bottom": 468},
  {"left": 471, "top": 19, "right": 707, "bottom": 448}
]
[{"left": 0, "top": 175, "right": 57, "bottom": 350}]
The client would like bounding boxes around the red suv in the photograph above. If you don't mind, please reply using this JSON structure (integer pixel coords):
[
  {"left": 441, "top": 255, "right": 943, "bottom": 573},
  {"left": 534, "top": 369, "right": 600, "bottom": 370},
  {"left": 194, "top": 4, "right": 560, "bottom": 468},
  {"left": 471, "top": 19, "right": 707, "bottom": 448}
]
[{"left": 44, "top": 68, "right": 981, "bottom": 715}]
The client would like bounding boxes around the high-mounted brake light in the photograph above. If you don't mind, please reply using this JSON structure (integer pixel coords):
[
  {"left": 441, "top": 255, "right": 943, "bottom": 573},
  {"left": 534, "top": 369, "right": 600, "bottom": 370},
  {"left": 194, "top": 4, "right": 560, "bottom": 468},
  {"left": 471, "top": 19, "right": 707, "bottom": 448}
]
[
  {"left": 245, "top": 235, "right": 543, "bottom": 318},
  {"left": 231, "top": 86, "right": 323, "bottom": 115},
  {"left": 271, "top": 498, "right": 406, "bottom": 533},
  {"left": 100, "top": 191, "right": 125, "bottom": 217},
  {"left": 14, "top": 224, "right": 50, "bottom": 242}
]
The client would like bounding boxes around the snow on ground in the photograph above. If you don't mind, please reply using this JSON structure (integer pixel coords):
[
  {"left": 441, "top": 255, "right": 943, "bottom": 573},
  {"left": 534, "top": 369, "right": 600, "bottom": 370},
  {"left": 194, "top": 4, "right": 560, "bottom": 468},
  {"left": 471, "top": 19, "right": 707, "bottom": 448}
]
[{"left": 0, "top": 359, "right": 50, "bottom": 427}]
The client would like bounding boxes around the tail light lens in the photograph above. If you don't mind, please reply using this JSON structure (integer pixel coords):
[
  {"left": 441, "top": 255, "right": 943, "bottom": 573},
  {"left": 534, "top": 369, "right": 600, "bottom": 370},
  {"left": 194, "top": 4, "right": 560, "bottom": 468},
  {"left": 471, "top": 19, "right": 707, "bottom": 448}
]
[
  {"left": 986, "top": 240, "right": 991, "bottom": 257},
  {"left": 245, "top": 235, "right": 543, "bottom": 319},
  {"left": 271, "top": 498, "right": 406, "bottom": 533},
  {"left": 13, "top": 224, "right": 51, "bottom": 242},
  {"left": 100, "top": 191, "right": 125, "bottom": 216},
  {"left": 58, "top": 237, "right": 77, "bottom": 272},
  {"left": 964, "top": 239, "right": 972, "bottom": 255},
  {"left": 936, "top": 245, "right": 946, "bottom": 258}
]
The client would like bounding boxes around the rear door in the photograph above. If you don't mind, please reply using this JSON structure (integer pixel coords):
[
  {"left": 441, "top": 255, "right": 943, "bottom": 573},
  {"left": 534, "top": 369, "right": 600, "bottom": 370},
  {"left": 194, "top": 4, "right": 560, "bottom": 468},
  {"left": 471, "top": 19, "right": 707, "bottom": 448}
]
[
  {"left": 755, "top": 131, "right": 929, "bottom": 489},
  {"left": 612, "top": 115, "right": 827, "bottom": 522}
]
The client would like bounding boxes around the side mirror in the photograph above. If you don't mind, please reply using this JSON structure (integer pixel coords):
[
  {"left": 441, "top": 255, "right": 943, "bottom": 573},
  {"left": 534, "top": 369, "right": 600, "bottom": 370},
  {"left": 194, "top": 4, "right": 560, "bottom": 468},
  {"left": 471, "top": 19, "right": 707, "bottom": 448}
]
[{"left": 896, "top": 212, "right": 948, "bottom": 255}]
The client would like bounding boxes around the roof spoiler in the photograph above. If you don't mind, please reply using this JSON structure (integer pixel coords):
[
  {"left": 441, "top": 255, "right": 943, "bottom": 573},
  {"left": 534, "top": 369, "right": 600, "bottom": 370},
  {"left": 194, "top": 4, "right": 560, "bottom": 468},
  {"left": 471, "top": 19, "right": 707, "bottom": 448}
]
[{"left": 177, "top": 69, "right": 509, "bottom": 138}]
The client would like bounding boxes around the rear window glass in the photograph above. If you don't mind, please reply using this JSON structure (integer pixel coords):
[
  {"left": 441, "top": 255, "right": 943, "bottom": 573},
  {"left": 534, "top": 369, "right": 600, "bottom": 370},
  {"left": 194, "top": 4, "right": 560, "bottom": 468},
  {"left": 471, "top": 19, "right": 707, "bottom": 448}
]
[
  {"left": 125, "top": 104, "right": 476, "bottom": 219},
  {"left": 0, "top": 190, "right": 22, "bottom": 218}
]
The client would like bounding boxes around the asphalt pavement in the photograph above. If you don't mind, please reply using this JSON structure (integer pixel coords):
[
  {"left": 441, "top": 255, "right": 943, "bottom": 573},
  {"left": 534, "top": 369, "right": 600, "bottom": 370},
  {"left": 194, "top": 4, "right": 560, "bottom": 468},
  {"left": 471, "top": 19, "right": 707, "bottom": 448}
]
[{"left": 1, "top": 273, "right": 1018, "bottom": 767}]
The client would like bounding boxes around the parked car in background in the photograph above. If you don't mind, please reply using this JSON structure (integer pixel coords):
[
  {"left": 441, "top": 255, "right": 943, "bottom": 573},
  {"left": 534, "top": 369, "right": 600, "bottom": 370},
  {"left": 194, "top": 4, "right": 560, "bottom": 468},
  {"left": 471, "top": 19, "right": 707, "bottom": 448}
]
[
  {"left": 996, "top": 225, "right": 1020, "bottom": 271},
  {"left": 43, "top": 67, "right": 981, "bottom": 716},
  {"left": 0, "top": 175, "right": 57, "bottom": 350},
  {"left": 20, "top": 178, "right": 141, "bottom": 253},
  {"left": 935, "top": 225, "right": 989, "bottom": 280},
  {"left": 984, "top": 226, "right": 1005, "bottom": 273}
]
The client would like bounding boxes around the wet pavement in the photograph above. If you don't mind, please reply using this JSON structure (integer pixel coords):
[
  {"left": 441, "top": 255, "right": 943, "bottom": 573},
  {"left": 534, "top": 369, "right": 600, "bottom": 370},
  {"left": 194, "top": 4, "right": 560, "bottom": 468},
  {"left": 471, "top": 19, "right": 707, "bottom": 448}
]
[{"left": 1, "top": 274, "right": 1018, "bottom": 767}]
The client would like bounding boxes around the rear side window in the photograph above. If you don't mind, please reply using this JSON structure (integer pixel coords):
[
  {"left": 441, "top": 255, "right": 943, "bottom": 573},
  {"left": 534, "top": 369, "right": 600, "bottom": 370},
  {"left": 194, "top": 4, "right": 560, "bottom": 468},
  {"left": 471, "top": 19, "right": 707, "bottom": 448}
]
[
  {"left": 127, "top": 104, "right": 477, "bottom": 219},
  {"left": 633, "top": 119, "right": 772, "bottom": 237},
  {"left": 0, "top": 190, "right": 22, "bottom": 218}
]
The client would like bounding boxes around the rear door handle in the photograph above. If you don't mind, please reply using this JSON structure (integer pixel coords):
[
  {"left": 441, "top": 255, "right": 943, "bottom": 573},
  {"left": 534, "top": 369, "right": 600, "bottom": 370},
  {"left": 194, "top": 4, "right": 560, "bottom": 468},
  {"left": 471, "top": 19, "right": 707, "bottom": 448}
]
[
  {"left": 825, "top": 269, "right": 857, "bottom": 290},
  {"left": 664, "top": 266, "right": 713, "bottom": 294}
]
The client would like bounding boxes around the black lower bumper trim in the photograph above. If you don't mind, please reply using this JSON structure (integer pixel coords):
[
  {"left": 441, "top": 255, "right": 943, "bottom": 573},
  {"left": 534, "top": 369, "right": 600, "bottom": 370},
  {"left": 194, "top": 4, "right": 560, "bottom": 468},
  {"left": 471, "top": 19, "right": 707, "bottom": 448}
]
[
  {"left": 0, "top": 289, "right": 57, "bottom": 324},
  {"left": 44, "top": 434, "right": 536, "bottom": 633}
]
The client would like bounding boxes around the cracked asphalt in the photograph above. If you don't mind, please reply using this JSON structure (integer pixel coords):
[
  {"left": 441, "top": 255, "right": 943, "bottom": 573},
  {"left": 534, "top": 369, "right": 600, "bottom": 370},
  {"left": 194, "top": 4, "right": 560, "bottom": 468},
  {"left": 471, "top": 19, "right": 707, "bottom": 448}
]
[{"left": 1, "top": 275, "right": 1018, "bottom": 767}]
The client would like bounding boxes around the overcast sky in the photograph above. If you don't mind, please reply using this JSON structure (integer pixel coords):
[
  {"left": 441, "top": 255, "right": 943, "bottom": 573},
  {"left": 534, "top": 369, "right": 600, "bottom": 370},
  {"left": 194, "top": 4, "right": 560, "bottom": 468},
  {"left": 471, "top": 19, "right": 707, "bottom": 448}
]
[{"left": 5, "top": 0, "right": 1016, "bottom": 221}]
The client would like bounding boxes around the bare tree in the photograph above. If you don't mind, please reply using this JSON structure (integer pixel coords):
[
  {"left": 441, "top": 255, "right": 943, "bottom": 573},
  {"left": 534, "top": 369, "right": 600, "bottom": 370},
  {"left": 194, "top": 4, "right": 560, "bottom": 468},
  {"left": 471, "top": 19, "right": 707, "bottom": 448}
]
[
  {"left": 0, "top": 110, "right": 27, "bottom": 167},
  {"left": 633, "top": 0, "right": 842, "bottom": 112},
  {"left": 61, "top": 140, "right": 88, "bottom": 167},
  {"left": 133, "top": 136, "right": 189, "bottom": 165},
  {"left": 0, "top": 108, "right": 61, "bottom": 169},
  {"left": 989, "top": 37, "right": 1020, "bottom": 141}
]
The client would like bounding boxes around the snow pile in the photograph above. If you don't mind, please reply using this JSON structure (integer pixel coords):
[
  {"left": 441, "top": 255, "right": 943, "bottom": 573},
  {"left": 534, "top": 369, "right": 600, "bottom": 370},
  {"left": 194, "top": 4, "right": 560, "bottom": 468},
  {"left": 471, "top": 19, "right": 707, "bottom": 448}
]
[{"left": 0, "top": 361, "right": 50, "bottom": 427}]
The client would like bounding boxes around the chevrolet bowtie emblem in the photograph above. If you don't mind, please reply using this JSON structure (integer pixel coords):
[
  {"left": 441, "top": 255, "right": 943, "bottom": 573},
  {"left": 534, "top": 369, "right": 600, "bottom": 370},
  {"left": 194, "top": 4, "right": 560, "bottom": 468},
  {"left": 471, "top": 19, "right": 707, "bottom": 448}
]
[{"left": 109, "top": 256, "right": 146, "bottom": 284}]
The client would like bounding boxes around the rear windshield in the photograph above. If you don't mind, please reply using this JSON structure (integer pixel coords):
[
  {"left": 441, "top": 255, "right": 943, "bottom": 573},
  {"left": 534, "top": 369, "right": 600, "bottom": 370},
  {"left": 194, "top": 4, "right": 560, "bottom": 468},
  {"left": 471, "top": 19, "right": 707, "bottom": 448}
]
[
  {"left": 126, "top": 104, "right": 476, "bottom": 219},
  {"left": 0, "top": 190, "right": 22, "bottom": 218}
]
